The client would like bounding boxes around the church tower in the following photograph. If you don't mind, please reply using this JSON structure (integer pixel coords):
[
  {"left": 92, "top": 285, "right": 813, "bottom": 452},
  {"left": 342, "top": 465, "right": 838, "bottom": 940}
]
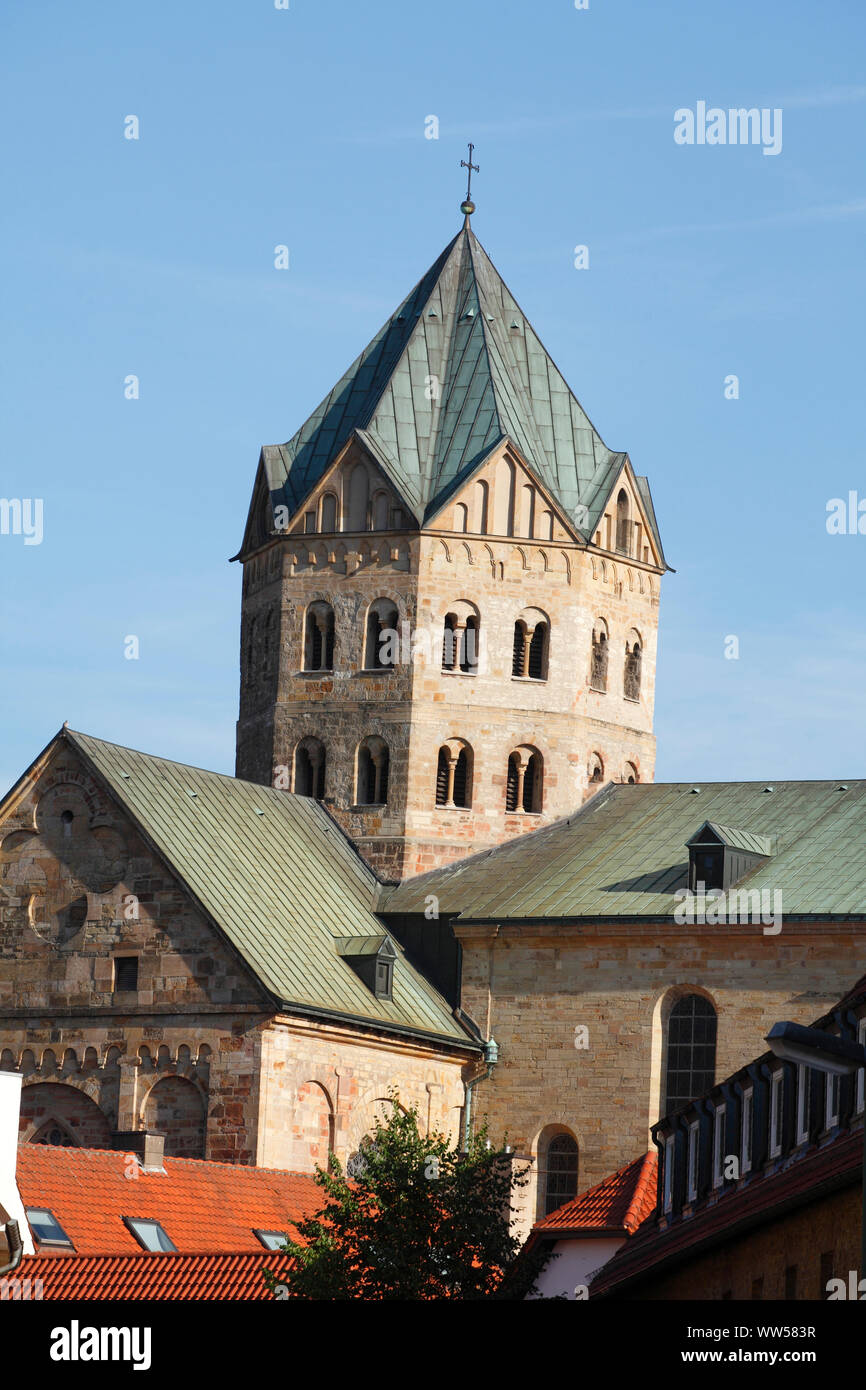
[{"left": 234, "top": 206, "right": 669, "bottom": 881}]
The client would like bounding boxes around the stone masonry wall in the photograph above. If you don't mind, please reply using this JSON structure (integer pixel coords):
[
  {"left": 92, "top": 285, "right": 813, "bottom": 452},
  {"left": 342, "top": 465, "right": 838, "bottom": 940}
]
[
  {"left": 454, "top": 920, "right": 866, "bottom": 1241},
  {"left": 255, "top": 1013, "right": 472, "bottom": 1172},
  {"left": 236, "top": 441, "right": 663, "bottom": 881}
]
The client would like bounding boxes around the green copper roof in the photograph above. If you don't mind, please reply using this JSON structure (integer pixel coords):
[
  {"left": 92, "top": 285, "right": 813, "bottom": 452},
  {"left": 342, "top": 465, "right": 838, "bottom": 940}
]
[
  {"left": 688, "top": 821, "right": 773, "bottom": 857},
  {"left": 250, "top": 224, "right": 663, "bottom": 554},
  {"left": 378, "top": 780, "right": 866, "bottom": 921},
  {"left": 61, "top": 730, "right": 473, "bottom": 1047}
]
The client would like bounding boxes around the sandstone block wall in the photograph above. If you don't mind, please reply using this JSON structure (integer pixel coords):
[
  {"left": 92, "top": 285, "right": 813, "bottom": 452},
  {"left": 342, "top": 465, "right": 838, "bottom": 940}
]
[{"left": 455, "top": 921, "right": 866, "bottom": 1240}]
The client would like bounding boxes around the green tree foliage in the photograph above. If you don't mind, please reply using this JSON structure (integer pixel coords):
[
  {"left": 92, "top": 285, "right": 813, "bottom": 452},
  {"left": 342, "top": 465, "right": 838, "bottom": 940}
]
[{"left": 265, "top": 1094, "right": 553, "bottom": 1300}]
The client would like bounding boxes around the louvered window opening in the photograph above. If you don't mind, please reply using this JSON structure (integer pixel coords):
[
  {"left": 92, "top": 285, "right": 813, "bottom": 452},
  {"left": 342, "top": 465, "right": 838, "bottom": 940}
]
[
  {"left": 528, "top": 624, "right": 547, "bottom": 680},
  {"left": 435, "top": 749, "right": 450, "bottom": 805},
  {"left": 590, "top": 633, "right": 608, "bottom": 692},
  {"left": 512, "top": 623, "right": 526, "bottom": 677},
  {"left": 506, "top": 754, "right": 520, "bottom": 812},
  {"left": 624, "top": 643, "right": 641, "bottom": 700}
]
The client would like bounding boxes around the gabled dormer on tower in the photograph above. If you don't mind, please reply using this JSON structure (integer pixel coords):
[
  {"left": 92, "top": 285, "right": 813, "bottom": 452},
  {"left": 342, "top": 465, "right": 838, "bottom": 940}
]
[{"left": 234, "top": 211, "right": 670, "bottom": 881}]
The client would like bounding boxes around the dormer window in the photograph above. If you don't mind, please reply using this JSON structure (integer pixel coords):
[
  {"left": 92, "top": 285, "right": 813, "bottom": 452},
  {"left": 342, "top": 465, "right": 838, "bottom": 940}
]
[
  {"left": 334, "top": 934, "right": 396, "bottom": 1001},
  {"left": 686, "top": 822, "right": 772, "bottom": 893}
]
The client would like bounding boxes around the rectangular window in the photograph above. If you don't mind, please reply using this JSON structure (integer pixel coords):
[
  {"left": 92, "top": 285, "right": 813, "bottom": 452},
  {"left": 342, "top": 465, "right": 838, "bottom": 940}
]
[
  {"left": 769, "top": 1072, "right": 783, "bottom": 1159},
  {"left": 687, "top": 1120, "right": 699, "bottom": 1202},
  {"left": 26, "top": 1208, "right": 73, "bottom": 1248},
  {"left": 796, "top": 1065, "right": 810, "bottom": 1146},
  {"left": 825, "top": 1072, "right": 840, "bottom": 1131},
  {"left": 374, "top": 957, "right": 393, "bottom": 1001},
  {"left": 712, "top": 1103, "right": 726, "bottom": 1188},
  {"left": 740, "top": 1087, "right": 753, "bottom": 1176},
  {"left": 820, "top": 1251, "right": 834, "bottom": 1291},
  {"left": 123, "top": 1217, "right": 177, "bottom": 1253},
  {"left": 114, "top": 956, "right": 138, "bottom": 992},
  {"left": 663, "top": 1134, "right": 675, "bottom": 1213}
]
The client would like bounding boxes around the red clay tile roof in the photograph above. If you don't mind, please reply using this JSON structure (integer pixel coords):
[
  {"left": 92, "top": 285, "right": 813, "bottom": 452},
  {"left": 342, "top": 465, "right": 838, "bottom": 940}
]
[
  {"left": 590, "top": 1127, "right": 862, "bottom": 1299},
  {"left": 8, "top": 1250, "right": 294, "bottom": 1300},
  {"left": 530, "top": 1152, "right": 657, "bottom": 1239},
  {"left": 16, "top": 1145, "right": 321, "bottom": 1256}
]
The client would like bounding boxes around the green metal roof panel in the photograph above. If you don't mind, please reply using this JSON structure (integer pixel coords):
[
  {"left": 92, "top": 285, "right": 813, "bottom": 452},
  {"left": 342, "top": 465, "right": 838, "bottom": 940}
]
[
  {"left": 240, "top": 223, "right": 664, "bottom": 558},
  {"left": 378, "top": 781, "right": 866, "bottom": 922},
  {"left": 692, "top": 822, "right": 774, "bottom": 857},
  {"left": 66, "top": 731, "right": 470, "bottom": 1044}
]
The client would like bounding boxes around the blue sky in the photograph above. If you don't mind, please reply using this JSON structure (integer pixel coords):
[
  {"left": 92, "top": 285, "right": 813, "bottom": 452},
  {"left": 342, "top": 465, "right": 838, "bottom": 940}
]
[{"left": 2, "top": 0, "right": 865, "bottom": 793}]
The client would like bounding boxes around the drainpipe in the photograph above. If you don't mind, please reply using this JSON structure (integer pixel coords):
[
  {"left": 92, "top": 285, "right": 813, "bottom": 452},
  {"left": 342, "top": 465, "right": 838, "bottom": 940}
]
[
  {"left": 0, "top": 1220, "right": 23, "bottom": 1278},
  {"left": 462, "top": 1037, "right": 499, "bottom": 1151}
]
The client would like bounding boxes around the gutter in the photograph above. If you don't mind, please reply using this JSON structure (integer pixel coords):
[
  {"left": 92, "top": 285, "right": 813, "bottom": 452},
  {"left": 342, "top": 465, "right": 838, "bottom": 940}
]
[{"left": 461, "top": 1036, "right": 499, "bottom": 1150}]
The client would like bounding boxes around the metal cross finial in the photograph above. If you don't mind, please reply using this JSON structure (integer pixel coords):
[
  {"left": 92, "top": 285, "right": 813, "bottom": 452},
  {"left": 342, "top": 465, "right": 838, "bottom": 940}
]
[{"left": 460, "top": 143, "right": 479, "bottom": 218}]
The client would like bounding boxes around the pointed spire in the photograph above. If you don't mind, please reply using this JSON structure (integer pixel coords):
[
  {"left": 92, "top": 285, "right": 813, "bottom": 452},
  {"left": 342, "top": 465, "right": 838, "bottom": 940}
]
[{"left": 244, "top": 217, "right": 668, "bottom": 565}]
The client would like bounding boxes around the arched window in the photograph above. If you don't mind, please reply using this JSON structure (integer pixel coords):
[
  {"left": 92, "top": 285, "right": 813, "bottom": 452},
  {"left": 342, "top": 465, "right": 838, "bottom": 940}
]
[
  {"left": 506, "top": 748, "right": 542, "bottom": 814},
  {"left": 461, "top": 615, "right": 479, "bottom": 673},
  {"left": 435, "top": 743, "right": 472, "bottom": 809},
  {"left": 371, "top": 491, "right": 389, "bottom": 531},
  {"left": 544, "top": 1134, "right": 579, "bottom": 1216},
  {"left": 588, "top": 753, "right": 604, "bottom": 784},
  {"left": 474, "top": 479, "right": 489, "bottom": 533},
  {"left": 246, "top": 615, "right": 257, "bottom": 680},
  {"left": 365, "top": 600, "right": 399, "bottom": 669},
  {"left": 590, "top": 622, "right": 609, "bottom": 692},
  {"left": 32, "top": 1121, "right": 76, "bottom": 1147},
  {"left": 528, "top": 622, "right": 548, "bottom": 680},
  {"left": 304, "top": 603, "right": 335, "bottom": 671},
  {"left": 623, "top": 761, "right": 639, "bottom": 784},
  {"left": 262, "top": 610, "right": 274, "bottom": 671},
  {"left": 615, "top": 489, "right": 631, "bottom": 555},
  {"left": 454, "top": 502, "right": 468, "bottom": 533},
  {"left": 347, "top": 464, "right": 370, "bottom": 531},
  {"left": 319, "top": 492, "right": 338, "bottom": 533},
  {"left": 624, "top": 635, "right": 642, "bottom": 701},
  {"left": 442, "top": 614, "right": 457, "bottom": 671},
  {"left": 665, "top": 995, "right": 717, "bottom": 1113},
  {"left": 514, "top": 608, "right": 550, "bottom": 679},
  {"left": 356, "top": 737, "right": 390, "bottom": 806},
  {"left": 436, "top": 748, "right": 450, "bottom": 805},
  {"left": 441, "top": 605, "right": 479, "bottom": 674},
  {"left": 512, "top": 620, "right": 527, "bottom": 677},
  {"left": 294, "top": 738, "right": 326, "bottom": 799}
]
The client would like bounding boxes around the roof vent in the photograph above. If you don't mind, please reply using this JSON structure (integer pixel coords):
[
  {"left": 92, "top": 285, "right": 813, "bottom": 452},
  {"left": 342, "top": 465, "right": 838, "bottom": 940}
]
[
  {"left": 427, "top": 309, "right": 438, "bottom": 318},
  {"left": 837, "top": 784, "right": 849, "bottom": 791},
  {"left": 763, "top": 786, "right": 774, "bottom": 794},
  {"left": 185, "top": 789, "right": 198, "bottom": 799},
  {"left": 463, "top": 308, "right": 475, "bottom": 319},
  {"left": 689, "top": 787, "right": 701, "bottom": 794},
  {"left": 119, "top": 772, "right": 130, "bottom": 780},
  {"left": 510, "top": 320, "right": 520, "bottom": 330},
  {"left": 253, "top": 807, "right": 264, "bottom": 816}
]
